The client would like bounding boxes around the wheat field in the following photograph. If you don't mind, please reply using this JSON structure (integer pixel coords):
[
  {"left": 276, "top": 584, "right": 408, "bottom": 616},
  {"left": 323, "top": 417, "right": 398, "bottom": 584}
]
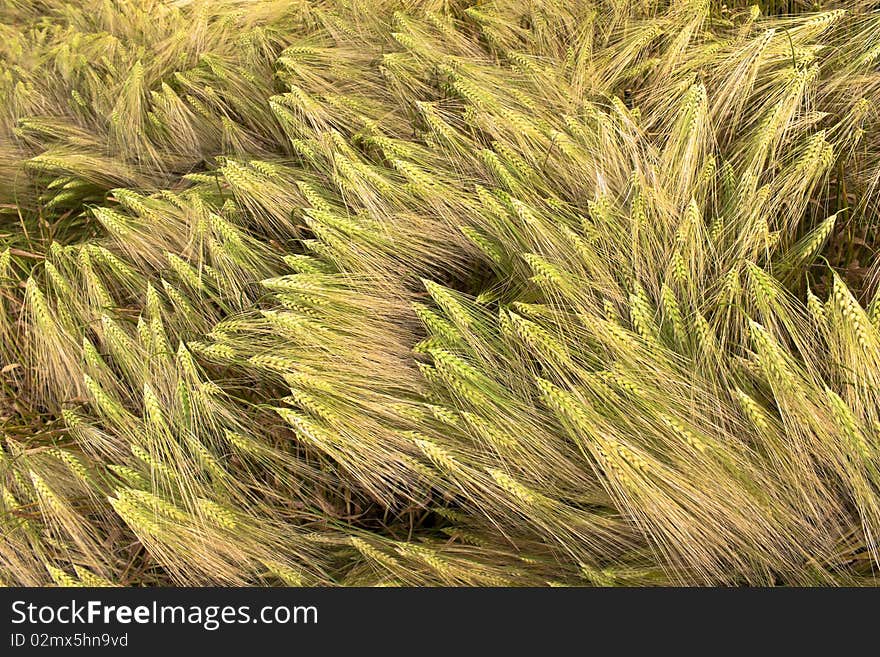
[{"left": 2, "top": 0, "right": 880, "bottom": 586}]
